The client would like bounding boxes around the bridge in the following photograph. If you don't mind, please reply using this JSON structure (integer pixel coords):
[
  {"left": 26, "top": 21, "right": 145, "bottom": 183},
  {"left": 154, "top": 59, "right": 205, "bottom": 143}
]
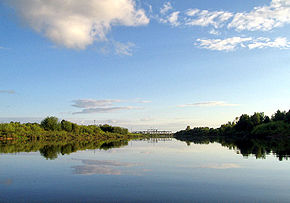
[{"left": 132, "top": 129, "right": 173, "bottom": 135}]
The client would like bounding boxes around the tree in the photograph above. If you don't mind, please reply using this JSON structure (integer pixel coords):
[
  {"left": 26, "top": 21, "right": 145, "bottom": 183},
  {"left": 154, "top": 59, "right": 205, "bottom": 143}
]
[
  {"left": 272, "top": 110, "right": 286, "bottom": 121},
  {"left": 100, "top": 124, "right": 114, "bottom": 133},
  {"left": 41, "top": 117, "right": 60, "bottom": 131},
  {"left": 186, "top": 126, "right": 191, "bottom": 131},
  {"left": 286, "top": 110, "right": 290, "bottom": 123},
  {"left": 251, "top": 112, "right": 265, "bottom": 126},
  {"left": 264, "top": 116, "right": 270, "bottom": 123},
  {"left": 235, "top": 114, "right": 253, "bottom": 132},
  {"left": 61, "top": 120, "right": 73, "bottom": 132}
]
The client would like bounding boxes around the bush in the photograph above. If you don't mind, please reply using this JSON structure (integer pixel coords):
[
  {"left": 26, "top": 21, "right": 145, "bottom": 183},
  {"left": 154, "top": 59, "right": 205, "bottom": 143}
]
[{"left": 252, "top": 121, "right": 290, "bottom": 136}]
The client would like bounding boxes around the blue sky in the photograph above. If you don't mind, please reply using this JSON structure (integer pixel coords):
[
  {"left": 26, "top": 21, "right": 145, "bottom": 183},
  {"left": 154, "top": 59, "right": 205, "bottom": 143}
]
[{"left": 0, "top": 0, "right": 289, "bottom": 131}]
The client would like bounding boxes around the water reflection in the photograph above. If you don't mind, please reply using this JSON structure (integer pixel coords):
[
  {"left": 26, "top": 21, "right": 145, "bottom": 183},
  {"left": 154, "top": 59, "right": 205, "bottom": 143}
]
[
  {"left": 176, "top": 135, "right": 290, "bottom": 161},
  {"left": 1, "top": 136, "right": 290, "bottom": 161},
  {"left": 0, "top": 179, "right": 12, "bottom": 185},
  {"left": 0, "top": 139, "right": 129, "bottom": 160},
  {"left": 1, "top": 138, "right": 290, "bottom": 202},
  {"left": 71, "top": 159, "right": 139, "bottom": 175}
]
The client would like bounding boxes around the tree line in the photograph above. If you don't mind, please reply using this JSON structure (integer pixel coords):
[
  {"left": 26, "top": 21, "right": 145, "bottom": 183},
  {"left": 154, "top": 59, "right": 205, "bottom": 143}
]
[
  {"left": 0, "top": 116, "right": 129, "bottom": 140},
  {"left": 175, "top": 109, "right": 290, "bottom": 138},
  {"left": 174, "top": 109, "right": 290, "bottom": 161}
]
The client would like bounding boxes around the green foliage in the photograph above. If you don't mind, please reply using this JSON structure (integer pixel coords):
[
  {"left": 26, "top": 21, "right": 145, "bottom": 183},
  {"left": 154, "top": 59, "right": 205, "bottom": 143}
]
[
  {"left": 174, "top": 108, "right": 290, "bottom": 140},
  {"left": 264, "top": 116, "right": 271, "bottom": 123},
  {"left": 272, "top": 110, "right": 286, "bottom": 121},
  {"left": 0, "top": 117, "right": 132, "bottom": 141},
  {"left": 251, "top": 112, "right": 265, "bottom": 126},
  {"left": 235, "top": 114, "right": 253, "bottom": 132},
  {"left": 0, "top": 122, "right": 45, "bottom": 138},
  {"left": 286, "top": 110, "right": 290, "bottom": 123},
  {"left": 252, "top": 121, "right": 290, "bottom": 136},
  {"left": 61, "top": 120, "right": 73, "bottom": 132},
  {"left": 41, "top": 117, "right": 60, "bottom": 131},
  {"left": 100, "top": 124, "right": 128, "bottom": 135}
]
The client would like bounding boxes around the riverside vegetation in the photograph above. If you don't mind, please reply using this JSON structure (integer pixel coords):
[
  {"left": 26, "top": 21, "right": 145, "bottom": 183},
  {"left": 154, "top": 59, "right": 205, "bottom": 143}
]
[
  {"left": 0, "top": 117, "right": 146, "bottom": 159},
  {"left": 1, "top": 110, "right": 290, "bottom": 160},
  {"left": 174, "top": 109, "right": 290, "bottom": 160},
  {"left": 0, "top": 116, "right": 133, "bottom": 141}
]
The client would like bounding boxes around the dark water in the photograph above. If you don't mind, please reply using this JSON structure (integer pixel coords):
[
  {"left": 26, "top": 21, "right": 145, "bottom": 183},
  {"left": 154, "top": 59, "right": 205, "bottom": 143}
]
[{"left": 1, "top": 138, "right": 290, "bottom": 202}]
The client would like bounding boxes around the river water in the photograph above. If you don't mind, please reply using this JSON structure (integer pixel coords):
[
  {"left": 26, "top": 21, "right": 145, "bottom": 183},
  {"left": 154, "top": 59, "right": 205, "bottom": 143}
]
[{"left": 0, "top": 138, "right": 290, "bottom": 202}]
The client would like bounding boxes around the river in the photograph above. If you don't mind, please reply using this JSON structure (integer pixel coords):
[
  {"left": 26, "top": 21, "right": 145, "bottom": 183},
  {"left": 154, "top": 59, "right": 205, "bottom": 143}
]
[{"left": 0, "top": 138, "right": 290, "bottom": 202}]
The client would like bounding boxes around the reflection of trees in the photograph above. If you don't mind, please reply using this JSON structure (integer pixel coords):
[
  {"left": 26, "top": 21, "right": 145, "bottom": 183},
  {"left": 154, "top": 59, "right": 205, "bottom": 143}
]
[
  {"left": 175, "top": 135, "right": 290, "bottom": 161},
  {"left": 0, "top": 139, "right": 129, "bottom": 160}
]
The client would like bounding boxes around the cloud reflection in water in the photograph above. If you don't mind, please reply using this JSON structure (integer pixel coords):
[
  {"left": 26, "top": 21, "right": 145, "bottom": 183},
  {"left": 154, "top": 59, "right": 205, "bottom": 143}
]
[{"left": 71, "top": 159, "right": 142, "bottom": 176}]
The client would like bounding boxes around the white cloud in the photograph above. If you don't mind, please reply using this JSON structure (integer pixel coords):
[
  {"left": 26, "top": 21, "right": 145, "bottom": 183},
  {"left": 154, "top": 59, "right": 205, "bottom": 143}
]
[
  {"left": 73, "top": 106, "right": 141, "bottom": 114},
  {"left": 8, "top": 0, "right": 149, "bottom": 49},
  {"left": 196, "top": 36, "right": 290, "bottom": 51},
  {"left": 167, "top": 11, "right": 180, "bottom": 27},
  {"left": 186, "top": 9, "right": 200, "bottom": 17},
  {"left": 71, "top": 98, "right": 149, "bottom": 114},
  {"left": 178, "top": 101, "right": 239, "bottom": 107},
  {"left": 159, "top": 11, "right": 180, "bottom": 27},
  {"left": 185, "top": 9, "right": 233, "bottom": 28},
  {"left": 248, "top": 37, "right": 290, "bottom": 49},
  {"left": 160, "top": 7, "right": 232, "bottom": 28},
  {"left": 158, "top": 0, "right": 290, "bottom": 38},
  {"left": 114, "top": 41, "right": 135, "bottom": 56},
  {"left": 72, "top": 99, "right": 122, "bottom": 108},
  {"left": 228, "top": 0, "right": 290, "bottom": 31},
  {"left": 196, "top": 37, "right": 252, "bottom": 51},
  {"left": 136, "top": 100, "right": 152, "bottom": 104},
  {"left": 209, "top": 29, "right": 221, "bottom": 35},
  {"left": 160, "top": 2, "right": 173, "bottom": 15}
]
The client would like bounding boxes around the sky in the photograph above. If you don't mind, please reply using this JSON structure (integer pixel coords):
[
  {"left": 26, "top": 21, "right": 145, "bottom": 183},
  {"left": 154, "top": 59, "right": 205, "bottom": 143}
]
[{"left": 0, "top": 0, "right": 289, "bottom": 132}]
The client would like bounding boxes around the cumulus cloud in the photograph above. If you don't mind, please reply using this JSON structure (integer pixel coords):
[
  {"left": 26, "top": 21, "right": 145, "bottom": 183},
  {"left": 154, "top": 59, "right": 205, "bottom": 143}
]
[
  {"left": 7, "top": 0, "right": 149, "bottom": 49},
  {"left": 178, "top": 101, "right": 239, "bottom": 107},
  {"left": 0, "top": 90, "right": 15, "bottom": 94},
  {"left": 196, "top": 36, "right": 290, "bottom": 51},
  {"left": 228, "top": 0, "right": 290, "bottom": 31}
]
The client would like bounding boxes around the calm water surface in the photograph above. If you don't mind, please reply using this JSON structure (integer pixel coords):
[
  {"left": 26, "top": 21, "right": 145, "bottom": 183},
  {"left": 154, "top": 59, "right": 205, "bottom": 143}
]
[{"left": 1, "top": 138, "right": 290, "bottom": 202}]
